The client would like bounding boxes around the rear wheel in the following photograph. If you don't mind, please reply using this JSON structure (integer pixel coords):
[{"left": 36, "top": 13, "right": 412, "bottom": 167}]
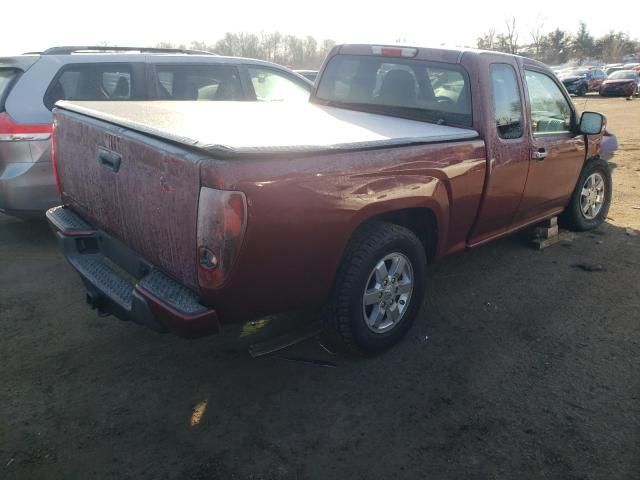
[
  {"left": 323, "top": 221, "right": 427, "bottom": 354},
  {"left": 560, "top": 157, "right": 612, "bottom": 231}
]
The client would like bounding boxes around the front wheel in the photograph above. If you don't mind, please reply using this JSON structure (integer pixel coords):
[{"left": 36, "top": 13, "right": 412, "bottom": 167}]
[
  {"left": 323, "top": 221, "right": 427, "bottom": 354},
  {"left": 560, "top": 157, "right": 612, "bottom": 231}
]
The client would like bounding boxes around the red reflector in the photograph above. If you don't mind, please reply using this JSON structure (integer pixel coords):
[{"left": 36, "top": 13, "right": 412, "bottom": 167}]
[{"left": 0, "top": 112, "right": 52, "bottom": 135}]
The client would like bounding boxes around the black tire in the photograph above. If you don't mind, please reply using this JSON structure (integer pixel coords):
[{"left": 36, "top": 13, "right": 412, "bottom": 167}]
[
  {"left": 578, "top": 84, "right": 588, "bottom": 96},
  {"left": 560, "top": 156, "right": 612, "bottom": 231},
  {"left": 323, "top": 221, "right": 427, "bottom": 354}
]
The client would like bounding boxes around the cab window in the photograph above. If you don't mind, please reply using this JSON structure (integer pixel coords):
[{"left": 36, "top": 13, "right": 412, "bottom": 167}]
[
  {"left": 524, "top": 70, "right": 572, "bottom": 135},
  {"left": 315, "top": 54, "right": 472, "bottom": 127},
  {"left": 490, "top": 64, "right": 523, "bottom": 139}
]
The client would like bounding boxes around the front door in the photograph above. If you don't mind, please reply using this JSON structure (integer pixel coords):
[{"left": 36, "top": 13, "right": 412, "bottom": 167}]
[{"left": 515, "top": 69, "right": 585, "bottom": 222}]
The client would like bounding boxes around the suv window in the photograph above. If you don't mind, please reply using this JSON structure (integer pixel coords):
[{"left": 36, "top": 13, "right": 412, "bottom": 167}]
[
  {"left": 490, "top": 64, "right": 523, "bottom": 139},
  {"left": 45, "top": 64, "right": 133, "bottom": 108},
  {"left": 524, "top": 70, "right": 572, "bottom": 135},
  {"left": 153, "top": 65, "right": 243, "bottom": 101},
  {"left": 0, "top": 69, "right": 19, "bottom": 111},
  {"left": 315, "top": 54, "right": 472, "bottom": 127},
  {"left": 247, "top": 67, "right": 310, "bottom": 102}
]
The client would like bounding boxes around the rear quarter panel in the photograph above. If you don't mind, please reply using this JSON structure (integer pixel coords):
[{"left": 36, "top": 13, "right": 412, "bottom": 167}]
[{"left": 200, "top": 141, "right": 486, "bottom": 321}]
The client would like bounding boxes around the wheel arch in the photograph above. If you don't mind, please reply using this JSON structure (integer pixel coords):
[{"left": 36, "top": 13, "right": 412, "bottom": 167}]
[{"left": 347, "top": 202, "right": 445, "bottom": 263}]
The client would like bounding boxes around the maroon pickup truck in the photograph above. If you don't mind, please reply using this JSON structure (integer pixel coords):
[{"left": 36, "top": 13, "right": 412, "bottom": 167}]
[{"left": 46, "top": 45, "right": 614, "bottom": 354}]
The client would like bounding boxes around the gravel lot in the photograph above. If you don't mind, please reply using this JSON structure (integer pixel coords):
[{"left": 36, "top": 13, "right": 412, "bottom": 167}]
[{"left": 1, "top": 96, "right": 639, "bottom": 480}]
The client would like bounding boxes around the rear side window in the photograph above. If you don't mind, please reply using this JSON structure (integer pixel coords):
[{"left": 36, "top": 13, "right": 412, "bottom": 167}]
[
  {"left": 247, "top": 67, "right": 310, "bottom": 102},
  {"left": 0, "top": 68, "right": 19, "bottom": 111},
  {"left": 45, "top": 64, "right": 133, "bottom": 109},
  {"left": 490, "top": 64, "right": 523, "bottom": 139},
  {"left": 153, "top": 65, "right": 243, "bottom": 101}
]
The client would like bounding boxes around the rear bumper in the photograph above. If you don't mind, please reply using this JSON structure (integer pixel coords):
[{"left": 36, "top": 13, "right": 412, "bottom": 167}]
[
  {"left": 46, "top": 205, "right": 219, "bottom": 338},
  {"left": 0, "top": 161, "right": 60, "bottom": 217}
]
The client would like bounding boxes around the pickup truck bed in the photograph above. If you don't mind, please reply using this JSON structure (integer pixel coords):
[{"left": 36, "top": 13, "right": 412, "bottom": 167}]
[{"left": 57, "top": 100, "right": 480, "bottom": 156}]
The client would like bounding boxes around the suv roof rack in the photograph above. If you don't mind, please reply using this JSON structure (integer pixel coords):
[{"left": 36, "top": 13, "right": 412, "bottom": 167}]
[{"left": 41, "top": 46, "right": 216, "bottom": 56}]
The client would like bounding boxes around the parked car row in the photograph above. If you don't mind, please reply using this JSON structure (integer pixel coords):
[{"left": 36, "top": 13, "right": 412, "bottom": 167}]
[
  {"left": 0, "top": 46, "right": 313, "bottom": 218},
  {"left": 558, "top": 67, "right": 639, "bottom": 97},
  {"left": 43, "top": 44, "right": 615, "bottom": 354}
]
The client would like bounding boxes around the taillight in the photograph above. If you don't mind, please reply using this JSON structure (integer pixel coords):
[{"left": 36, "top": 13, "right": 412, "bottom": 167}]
[
  {"left": 0, "top": 112, "right": 52, "bottom": 140},
  {"left": 50, "top": 120, "right": 62, "bottom": 195},
  {"left": 371, "top": 46, "right": 418, "bottom": 58},
  {"left": 197, "top": 188, "right": 248, "bottom": 289}
]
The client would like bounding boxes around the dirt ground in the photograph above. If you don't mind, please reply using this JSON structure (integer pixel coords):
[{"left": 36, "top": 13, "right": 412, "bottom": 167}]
[{"left": 1, "top": 96, "right": 639, "bottom": 480}]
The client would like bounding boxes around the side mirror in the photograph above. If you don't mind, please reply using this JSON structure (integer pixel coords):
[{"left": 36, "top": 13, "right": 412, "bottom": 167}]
[{"left": 579, "top": 111, "right": 605, "bottom": 135}]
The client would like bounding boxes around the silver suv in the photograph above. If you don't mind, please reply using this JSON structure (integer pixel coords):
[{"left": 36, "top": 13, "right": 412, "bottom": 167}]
[{"left": 0, "top": 46, "right": 312, "bottom": 218}]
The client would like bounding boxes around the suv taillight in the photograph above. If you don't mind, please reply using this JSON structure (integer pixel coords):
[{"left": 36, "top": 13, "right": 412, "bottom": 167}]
[
  {"left": 0, "top": 112, "right": 52, "bottom": 139},
  {"left": 197, "top": 188, "right": 248, "bottom": 289},
  {"left": 0, "top": 112, "right": 61, "bottom": 194}
]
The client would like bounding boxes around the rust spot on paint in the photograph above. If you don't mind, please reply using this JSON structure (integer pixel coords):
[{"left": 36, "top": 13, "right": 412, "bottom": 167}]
[{"left": 160, "top": 175, "right": 175, "bottom": 193}]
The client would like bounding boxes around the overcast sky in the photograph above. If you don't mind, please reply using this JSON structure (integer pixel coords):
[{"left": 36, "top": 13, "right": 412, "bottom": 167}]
[{"left": 2, "top": 0, "right": 638, "bottom": 56}]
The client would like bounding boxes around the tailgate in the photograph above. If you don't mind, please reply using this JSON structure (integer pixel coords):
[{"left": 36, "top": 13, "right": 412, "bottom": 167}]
[{"left": 54, "top": 109, "right": 203, "bottom": 289}]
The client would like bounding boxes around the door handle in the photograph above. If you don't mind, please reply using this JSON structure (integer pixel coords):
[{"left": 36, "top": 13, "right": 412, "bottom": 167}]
[
  {"left": 532, "top": 148, "right": 547, "bottom": 161},
  {"left": 98, "top": 147, "right": 122, "bottom": 173}
]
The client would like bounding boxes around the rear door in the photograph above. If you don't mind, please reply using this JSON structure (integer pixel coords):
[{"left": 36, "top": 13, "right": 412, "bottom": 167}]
[
  {"left": 514, "top": 68, "right": 585, "bottom": 221},
  {"left": 468, "top": 62, "right": 530, "bottom": 244}
]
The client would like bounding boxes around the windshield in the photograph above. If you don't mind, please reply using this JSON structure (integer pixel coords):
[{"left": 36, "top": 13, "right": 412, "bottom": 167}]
[
  {"left": 314, "top": 54, "right": 472, "bottom": 127},
  {"left": 0, "top": 69, "right": 19, "bottom": 111},
  {"left": 609, "top": 70, "right": 637, "bottom": 80}
]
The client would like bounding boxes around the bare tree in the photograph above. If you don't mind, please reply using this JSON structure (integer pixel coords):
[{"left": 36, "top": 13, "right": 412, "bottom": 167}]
[
  {"left": 530, "top": 14, "right": 546, "bottom": 59},
  {"left": 477, "top": 29, "right": 496, "bottom": 50},
  {"left": 156, "top": 33, "right": 336, "bottom": 69},
  {"left": 505, "top": 17, "right": 519, "bottom": 54}
]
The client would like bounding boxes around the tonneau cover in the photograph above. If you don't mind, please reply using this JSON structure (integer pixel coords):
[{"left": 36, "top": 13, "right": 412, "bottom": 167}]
[{"left": 55, "top": 100, "right": 479, "bottom": 158}]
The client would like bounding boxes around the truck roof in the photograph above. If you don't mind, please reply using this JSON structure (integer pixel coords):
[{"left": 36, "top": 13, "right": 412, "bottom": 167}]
[
  {"left": 334, "top": 44, "right": 549, "bottom": 70},
  {"left": 55, "top": 100, "right": 479, "bottom": 158}
]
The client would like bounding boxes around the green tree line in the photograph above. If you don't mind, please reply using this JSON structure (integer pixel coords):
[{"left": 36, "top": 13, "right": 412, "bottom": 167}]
[{"left": 477, "top": 19, "right": 639, "bottom": 65}]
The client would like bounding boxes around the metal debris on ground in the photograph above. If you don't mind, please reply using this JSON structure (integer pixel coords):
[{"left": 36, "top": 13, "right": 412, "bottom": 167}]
[
  {"left": 625, "top": 228, "right": 638, "bottom": 236},
  {"left": 248, "top": 324, "right": 322, "bottom": 358},
  {"left": 317, "top": 341, "right": 335, "bottom": 355},
  {"left": 277, "top": 356, "right": 337, "bottom": 368},
  {"left": 572, "top": 263, "right": 605, "bottom": 272}
]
